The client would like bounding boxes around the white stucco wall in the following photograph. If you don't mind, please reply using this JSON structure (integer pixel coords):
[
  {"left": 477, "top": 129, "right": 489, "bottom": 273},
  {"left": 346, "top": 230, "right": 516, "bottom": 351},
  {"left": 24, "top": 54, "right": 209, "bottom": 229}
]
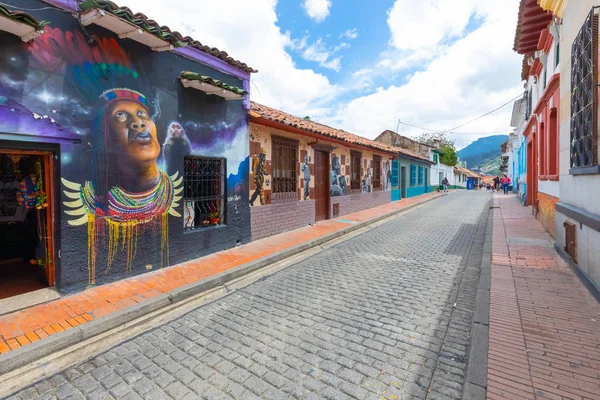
[
  {"left": 555, "top": 0, "right": 600, "bottom": 289},
  {"left": 557, "top": 0, "right": 600, "bottom": 216}
]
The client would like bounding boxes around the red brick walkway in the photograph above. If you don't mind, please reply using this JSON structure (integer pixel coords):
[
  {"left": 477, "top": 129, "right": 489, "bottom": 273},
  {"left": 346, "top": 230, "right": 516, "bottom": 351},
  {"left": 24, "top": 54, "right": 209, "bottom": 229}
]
[
  {"left": 0, "top": 192, "right": 444, "bottom": 355},
  {"left": 488, "top": 194, "right": 600, "bottom": 400}
]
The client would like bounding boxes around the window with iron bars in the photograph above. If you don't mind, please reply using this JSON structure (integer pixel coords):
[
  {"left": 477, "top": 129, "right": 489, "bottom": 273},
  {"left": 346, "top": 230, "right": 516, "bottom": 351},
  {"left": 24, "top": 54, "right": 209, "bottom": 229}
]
[
  {"left": 183, "top": 157, "right": 226, "bottom": 230},
  {"left": 570, "top": 7, "right": 599, "bottom": 172},
  {"left": 271, "top": 136, "right": 298, "bottom": 199}
]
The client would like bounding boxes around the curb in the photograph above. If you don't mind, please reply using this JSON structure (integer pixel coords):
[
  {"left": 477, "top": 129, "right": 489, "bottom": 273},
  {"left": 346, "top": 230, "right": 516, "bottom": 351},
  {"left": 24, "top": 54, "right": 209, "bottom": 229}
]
[
  {"left": 463, "top": 193, "right": 492, "bottom": 399},
  {"left": 0, "top": 193, "right": 446, "bottom": 376}
]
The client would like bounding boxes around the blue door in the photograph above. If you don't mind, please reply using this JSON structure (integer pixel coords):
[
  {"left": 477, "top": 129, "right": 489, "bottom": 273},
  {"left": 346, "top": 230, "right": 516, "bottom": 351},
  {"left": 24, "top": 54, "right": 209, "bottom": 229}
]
[{"left": 391, "top": 160, "right": 400, "bottom": 201}]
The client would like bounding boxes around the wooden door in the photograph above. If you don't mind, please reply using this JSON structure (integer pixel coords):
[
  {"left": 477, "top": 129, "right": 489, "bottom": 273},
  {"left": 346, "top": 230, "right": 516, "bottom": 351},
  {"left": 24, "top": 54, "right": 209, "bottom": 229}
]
[
  {"left": 0, "top": 149, "right": 55, "bottom": 286},
  {"left": 314, "top": 150, "right": 329, "bottom": 222}
]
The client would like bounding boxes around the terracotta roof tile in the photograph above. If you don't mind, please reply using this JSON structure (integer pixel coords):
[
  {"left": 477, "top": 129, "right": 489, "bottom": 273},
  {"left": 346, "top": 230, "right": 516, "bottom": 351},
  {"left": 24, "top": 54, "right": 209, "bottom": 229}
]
[
  {"left": 78, "top": 0, "right": 256, "bottom": 73},
  {"left": 513, "top": 0, "right": 553, "bottom": 55},
  {"left": 0, "top": 4, "right": 48, "bottom": 30},
  {"left": 250, "top": 102, "right": 431, "bottom": 162}
]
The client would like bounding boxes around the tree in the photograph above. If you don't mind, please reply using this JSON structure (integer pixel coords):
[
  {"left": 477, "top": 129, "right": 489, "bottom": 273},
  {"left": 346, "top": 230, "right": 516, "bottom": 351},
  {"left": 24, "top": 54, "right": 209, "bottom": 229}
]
[
  {"left": 415, "top": 132, "right": 456, "bottom": 149},
  {"left": 440, "top": 144, "right": 458, "bottom": 166}
]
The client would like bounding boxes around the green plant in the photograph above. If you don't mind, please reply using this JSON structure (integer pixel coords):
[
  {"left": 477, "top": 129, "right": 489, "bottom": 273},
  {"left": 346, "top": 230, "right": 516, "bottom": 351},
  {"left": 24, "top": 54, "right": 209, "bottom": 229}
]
[{"left": 440, "top": 145, "right": 458, "bottom": 166}]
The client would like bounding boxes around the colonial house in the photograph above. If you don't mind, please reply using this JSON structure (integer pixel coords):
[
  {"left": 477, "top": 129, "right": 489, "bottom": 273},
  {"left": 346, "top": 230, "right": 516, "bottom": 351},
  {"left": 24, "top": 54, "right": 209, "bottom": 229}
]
[
  {"left": 248, "top": 103, "right": 397, "bottom": 240},
  {"left": 514, "top": 0, "right": 560, "bottom": 237},
  {"left": 541, "top": 0, "right": 600, "bottom": 289},
  {"left": 374, "top": 130, "right": 435, "bottom": 199},
  {"left": 0, "top": 0, "right": 254, "bottom": 295}
]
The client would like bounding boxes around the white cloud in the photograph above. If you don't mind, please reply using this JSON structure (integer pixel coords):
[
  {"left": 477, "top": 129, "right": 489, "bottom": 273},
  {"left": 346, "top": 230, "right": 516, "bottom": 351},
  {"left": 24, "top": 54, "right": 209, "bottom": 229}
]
[
  {"left": 100, "top": 0, "right": 522, "bottom": 150},
  {"left": 289, "top": 36, "right": 348, "bottom": 72},
  {"left": 340, "top": 28, "right": 359, "bottom": 40},
  {"left": 327, "top": 0, "right": 522, "bottom": 149},
  {"left": 112, "top": 0, "right": 337, "bottom": 116},
  {"left": 302, "top": 0, "right": 332, "bottom": 23},
  {"left": 387, "top": 0, "right": 479, "bottom": 50}
]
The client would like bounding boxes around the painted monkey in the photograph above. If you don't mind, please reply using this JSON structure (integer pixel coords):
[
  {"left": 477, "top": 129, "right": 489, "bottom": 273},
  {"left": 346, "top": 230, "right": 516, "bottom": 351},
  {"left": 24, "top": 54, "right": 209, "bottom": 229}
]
[{"left": 162, "top": 121, "right": 191, "bottom": 177}]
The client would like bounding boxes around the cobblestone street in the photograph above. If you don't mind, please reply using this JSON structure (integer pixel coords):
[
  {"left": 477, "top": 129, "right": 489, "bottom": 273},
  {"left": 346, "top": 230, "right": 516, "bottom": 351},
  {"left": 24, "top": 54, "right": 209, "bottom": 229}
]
[{"left": 6, "top": 191, "right": 490, "bottom": 400}]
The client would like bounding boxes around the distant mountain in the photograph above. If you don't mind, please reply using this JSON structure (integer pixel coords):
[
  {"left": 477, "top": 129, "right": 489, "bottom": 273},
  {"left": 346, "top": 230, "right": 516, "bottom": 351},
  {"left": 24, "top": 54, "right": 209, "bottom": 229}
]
[{"left": 457, "top": 135, "right": 509, "bottom": 173}]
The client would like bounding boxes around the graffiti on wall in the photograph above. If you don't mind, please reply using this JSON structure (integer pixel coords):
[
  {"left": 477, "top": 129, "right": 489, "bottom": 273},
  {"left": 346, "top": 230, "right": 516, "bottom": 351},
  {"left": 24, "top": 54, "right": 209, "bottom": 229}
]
[
  {"left": 301, "top": 155, "right": 310, "bottom": 200},
  {"left": 361, "top": 168, "right": 372, "bottom": 193},
  {"left": 330, "top": 155, "right": 348, "bottom": 196},
  {"left": 383, "top": 161, "right": 392, "bottom": 191},
  {"left": 0, "top": 25, "right": 249, "bottom": 287},
  {"left": 250, "top": 147, "right": 267, "bottom": 206}
]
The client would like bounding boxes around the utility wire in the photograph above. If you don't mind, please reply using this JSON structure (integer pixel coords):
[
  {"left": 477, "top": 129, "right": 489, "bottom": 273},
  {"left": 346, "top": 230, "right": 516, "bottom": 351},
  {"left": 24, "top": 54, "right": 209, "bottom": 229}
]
[
  {"left": 445, "top": 93, "right": 524, "bottom": 131},
  {"left": 397, "top": 121, "right": 511, "bottom": 135},
  {"left": 397, "top": 92, "right": 523, "bottom": 135}
]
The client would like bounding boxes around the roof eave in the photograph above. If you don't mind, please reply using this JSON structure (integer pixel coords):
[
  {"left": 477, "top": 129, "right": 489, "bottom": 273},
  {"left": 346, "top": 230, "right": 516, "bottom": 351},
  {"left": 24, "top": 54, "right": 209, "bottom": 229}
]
[{"left": 249, "top": 115, "right": 397, "bottom": 156}]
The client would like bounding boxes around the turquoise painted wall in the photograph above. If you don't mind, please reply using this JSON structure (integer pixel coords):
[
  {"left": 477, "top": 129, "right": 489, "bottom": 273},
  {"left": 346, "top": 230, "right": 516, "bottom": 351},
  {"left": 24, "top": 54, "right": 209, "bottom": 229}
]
[{"left": 391, "top": 156, "right": 431, "bottom": 200}]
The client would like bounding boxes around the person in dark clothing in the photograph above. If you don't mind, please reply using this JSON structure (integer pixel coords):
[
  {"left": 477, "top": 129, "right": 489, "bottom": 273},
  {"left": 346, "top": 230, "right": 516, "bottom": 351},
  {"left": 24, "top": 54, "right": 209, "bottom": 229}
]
[{"left": 441, "top": 177, "right": 449, "bottom": 193}]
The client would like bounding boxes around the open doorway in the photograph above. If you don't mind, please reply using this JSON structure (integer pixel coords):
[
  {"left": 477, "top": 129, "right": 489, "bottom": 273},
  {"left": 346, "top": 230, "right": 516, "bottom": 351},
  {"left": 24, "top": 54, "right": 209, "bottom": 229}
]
[{"left": 0, "top": 149, "right": 55, "bottom": 299}]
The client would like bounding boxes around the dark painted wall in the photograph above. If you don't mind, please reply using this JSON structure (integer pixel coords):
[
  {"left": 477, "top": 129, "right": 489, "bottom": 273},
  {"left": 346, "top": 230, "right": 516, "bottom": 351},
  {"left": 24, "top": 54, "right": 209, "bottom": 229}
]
[{"left": 0, "top": 0, "right": 250, "bottom": 292}]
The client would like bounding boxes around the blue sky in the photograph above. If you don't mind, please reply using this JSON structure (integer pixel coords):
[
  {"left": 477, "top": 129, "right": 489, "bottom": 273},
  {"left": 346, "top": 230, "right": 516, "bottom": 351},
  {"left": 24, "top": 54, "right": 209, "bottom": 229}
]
[{"left": 108, "top": 0, "right": 524, "bottom": 148}]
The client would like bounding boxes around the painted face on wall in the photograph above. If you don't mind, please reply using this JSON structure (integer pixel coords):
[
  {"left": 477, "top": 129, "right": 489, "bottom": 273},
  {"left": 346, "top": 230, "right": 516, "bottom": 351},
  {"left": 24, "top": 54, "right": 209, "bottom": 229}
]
[
  {"left": 106, "top": 99, "right": 160, "bottom": 164},
  {"left": 168, "top": 122, "right": 185, "bottom": 138}
]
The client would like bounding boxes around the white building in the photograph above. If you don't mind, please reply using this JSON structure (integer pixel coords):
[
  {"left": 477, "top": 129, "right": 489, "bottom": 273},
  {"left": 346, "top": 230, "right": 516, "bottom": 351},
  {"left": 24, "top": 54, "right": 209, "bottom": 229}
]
[
  {"left": 547, "top": 0, "right": 600, "bottom": 289},
  {"left": 428, "top": 147, "right": 456, "bottom": 189}
]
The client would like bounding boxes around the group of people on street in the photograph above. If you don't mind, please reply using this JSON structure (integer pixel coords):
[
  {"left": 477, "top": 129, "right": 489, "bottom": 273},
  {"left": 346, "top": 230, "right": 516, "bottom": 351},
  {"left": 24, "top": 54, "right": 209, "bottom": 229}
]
[{"left": 488, "top": 175, "right": 511, "bottom": 194}]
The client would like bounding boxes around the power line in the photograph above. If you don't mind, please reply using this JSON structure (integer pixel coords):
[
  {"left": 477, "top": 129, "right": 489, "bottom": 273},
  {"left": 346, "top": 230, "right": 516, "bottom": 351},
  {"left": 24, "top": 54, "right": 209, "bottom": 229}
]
[
  {"left": 445, "top": 93, "right": 524, "bottom": 131},
  {"left": 397, "top": 121, "right": 511, "bottom": 136},
  {"left": 396, "top": 92, "right": 523, "bottom": 135}
]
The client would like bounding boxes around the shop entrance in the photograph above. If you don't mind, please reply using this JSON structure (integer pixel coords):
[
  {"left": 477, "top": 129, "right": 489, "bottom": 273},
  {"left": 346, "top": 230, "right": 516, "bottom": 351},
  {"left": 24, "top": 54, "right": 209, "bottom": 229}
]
[{"left": 0, "top": 149, "right": 55, "bottom": 299}]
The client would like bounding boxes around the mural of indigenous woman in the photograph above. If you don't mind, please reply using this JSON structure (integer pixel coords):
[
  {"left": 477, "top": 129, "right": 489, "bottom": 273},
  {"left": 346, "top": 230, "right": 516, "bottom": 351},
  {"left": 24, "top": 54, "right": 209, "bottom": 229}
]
[
  {"left": 61, "top": 73, "right": 183, "bottom": 284},
  {"left": 1, "top": 22, "right": 251, "bottom": 290},
  {"left": 21, "top": 28, "right": 183, "bottom": 286}
]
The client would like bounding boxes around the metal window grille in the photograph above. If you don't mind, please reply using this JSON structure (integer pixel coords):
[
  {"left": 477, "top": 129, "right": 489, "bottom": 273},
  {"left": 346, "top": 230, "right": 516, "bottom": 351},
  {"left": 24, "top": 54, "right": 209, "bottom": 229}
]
[
  {"left": 351, "top": 152, "right": 361, "bottom": 191},
  {"left": 418, "top": 166, "right": 423, "bottom": 185},
  {"left": 570, "top": 8, "right": 599, "bottom": 169},
  {"left": 372, "top": 155, "right": 381, "bottom": 190},
  {"left": 410, "top": 165, "right": 416, "bottom": 186},
  {"left": 183, "top": 157, "right": 226, "bottom": 230},
  {"left": 272, "top": 136, "right": 298, "bottom": 199}
]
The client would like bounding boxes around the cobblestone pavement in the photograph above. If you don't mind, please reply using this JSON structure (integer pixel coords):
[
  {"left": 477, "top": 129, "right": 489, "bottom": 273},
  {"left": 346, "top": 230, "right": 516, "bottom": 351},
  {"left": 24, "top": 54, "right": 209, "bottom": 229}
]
[{"left": 6, "top": 191, "right": 490, "bottom": 400}]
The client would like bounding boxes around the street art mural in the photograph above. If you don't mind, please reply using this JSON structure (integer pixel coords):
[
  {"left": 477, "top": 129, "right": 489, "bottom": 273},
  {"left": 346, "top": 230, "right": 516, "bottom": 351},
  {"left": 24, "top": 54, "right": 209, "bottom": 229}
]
[
  {"left": 301, "top": 155, "right": 311, "bottom": 200},
  {"left": 163, "top": 121, "right": 192, "bottom": 177},
  {"left": 361, "top": 168, "right": 372, "bottom": 193},
  {"left": 0, "top": 19, "right": 250, "bottom": 289},
  {"left": 383, "top": 160, "right": 392, "bottom": 191},
  {"left": 330, "top": 155, "right": 348, "bottom": 196},
  {"left": 250, "top": 147, "right": 267, "bottom": 206}
]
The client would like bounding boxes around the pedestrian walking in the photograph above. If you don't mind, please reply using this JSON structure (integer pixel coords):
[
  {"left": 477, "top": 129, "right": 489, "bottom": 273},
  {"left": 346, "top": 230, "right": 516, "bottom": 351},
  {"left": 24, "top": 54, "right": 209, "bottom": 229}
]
[
  {"left": 442, "top": 177, "right": 449, "bottom": 193},
  {"left": 501, "top": 174, "right": 511, "bottom": 194},
  {"left": 493, "top": 176, "right": 500, "bottom": 191}
]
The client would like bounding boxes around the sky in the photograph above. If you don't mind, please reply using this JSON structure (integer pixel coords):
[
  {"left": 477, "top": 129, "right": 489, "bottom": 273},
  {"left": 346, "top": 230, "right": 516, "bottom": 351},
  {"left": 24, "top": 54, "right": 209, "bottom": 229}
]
[{"left": 112, "top": 0, "right": 523, "bottom": 149}]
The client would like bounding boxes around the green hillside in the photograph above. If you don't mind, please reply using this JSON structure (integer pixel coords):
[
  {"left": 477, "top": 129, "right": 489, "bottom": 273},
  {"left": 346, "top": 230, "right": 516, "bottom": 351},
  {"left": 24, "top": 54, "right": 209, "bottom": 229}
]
[{"left": 457, "top": 135, "right": 508, "bottom": 175}]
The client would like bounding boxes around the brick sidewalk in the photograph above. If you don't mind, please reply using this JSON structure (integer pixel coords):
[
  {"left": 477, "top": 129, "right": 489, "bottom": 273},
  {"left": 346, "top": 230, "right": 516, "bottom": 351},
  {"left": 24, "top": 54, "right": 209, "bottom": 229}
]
[
  {"left": 488, "top": 194, "right": 600, "bottom": 400},
  {"left": 0, "top": 192, "right": 446, "bottom": 355}
]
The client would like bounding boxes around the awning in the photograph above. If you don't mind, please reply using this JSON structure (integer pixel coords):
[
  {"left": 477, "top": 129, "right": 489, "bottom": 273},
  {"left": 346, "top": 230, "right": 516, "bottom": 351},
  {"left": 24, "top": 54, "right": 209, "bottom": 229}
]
[
  {"left": 78, "top": 0, "right": 186, "bottom": 51},
  {"left": 0, "top": 4, "right": 48, "bottom": 42},
  {"left": 179, "top": 72, "right": 248, "bottom": 100}
]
